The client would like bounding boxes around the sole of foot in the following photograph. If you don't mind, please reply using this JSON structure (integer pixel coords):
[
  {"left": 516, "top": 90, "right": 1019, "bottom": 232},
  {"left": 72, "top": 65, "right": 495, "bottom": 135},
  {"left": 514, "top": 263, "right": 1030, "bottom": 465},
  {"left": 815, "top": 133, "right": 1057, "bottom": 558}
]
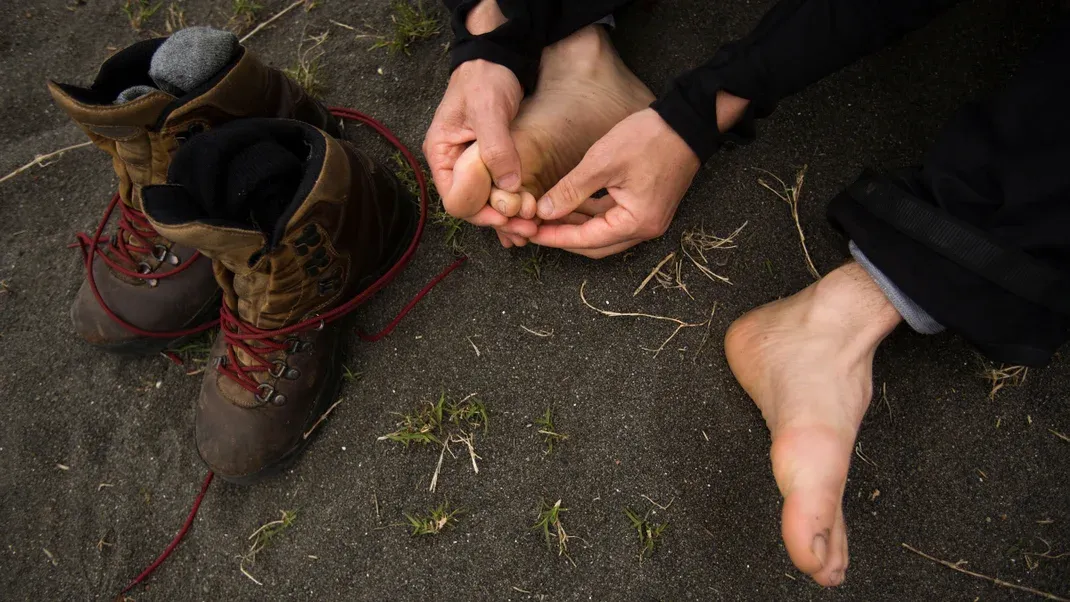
[
  {"left": 724, "top": 262, "right": 902, "bottom": 586},
  {"left": 443, "top": 24, "right": 654, "bottom": 221}
]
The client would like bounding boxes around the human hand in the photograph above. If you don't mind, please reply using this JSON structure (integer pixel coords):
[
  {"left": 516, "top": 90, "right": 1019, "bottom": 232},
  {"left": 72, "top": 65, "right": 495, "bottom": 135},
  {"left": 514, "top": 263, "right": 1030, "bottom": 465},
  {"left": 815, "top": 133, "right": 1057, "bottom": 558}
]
[{"left": 528, "top": 108, "right": 701, "bottom": 258}]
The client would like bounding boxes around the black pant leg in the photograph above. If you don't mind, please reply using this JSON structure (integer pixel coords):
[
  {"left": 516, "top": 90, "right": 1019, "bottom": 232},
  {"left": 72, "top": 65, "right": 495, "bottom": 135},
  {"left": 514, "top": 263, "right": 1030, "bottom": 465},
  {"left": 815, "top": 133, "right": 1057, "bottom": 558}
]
[{"left": 827, "top": 16, "right": 1070, "bottom": 366}]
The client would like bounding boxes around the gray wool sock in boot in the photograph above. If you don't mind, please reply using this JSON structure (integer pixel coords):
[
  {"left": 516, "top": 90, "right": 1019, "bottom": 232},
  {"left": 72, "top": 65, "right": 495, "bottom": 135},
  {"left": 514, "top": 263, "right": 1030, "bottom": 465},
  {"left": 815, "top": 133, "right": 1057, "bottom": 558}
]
[{"left": 114, "top": 26, "right": 238, "bottom": 104}]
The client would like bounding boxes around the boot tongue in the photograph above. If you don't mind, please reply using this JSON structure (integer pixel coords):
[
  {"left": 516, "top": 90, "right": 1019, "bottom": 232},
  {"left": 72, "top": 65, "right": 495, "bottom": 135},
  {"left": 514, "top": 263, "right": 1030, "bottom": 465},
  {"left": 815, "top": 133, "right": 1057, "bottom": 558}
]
[{"left": 114, "top": 27, "right": 238, "bottom": 104}]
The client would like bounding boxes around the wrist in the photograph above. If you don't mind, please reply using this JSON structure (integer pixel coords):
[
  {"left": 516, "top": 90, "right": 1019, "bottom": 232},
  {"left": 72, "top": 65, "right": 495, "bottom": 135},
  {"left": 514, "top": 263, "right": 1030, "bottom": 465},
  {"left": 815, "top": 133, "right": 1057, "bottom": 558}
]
[{"left": 466, "top": 0, "right": 506, "bottom": 35}]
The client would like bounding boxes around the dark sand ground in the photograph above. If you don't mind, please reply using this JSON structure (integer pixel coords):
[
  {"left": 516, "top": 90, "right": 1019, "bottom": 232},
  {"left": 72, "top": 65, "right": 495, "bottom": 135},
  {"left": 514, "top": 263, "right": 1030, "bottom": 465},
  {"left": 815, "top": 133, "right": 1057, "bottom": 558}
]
[{"left": 1, "top": 1, "right": 1067, "bottom": 600}]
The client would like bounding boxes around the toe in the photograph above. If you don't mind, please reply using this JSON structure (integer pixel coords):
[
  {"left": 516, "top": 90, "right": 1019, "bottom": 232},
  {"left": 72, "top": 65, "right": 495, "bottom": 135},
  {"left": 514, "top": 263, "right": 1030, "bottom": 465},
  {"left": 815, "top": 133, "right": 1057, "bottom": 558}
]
[
  {"left": 773, "top": 428, "right": 853, "bottom": 585},
  {"left": 519, "top": 191, "right": 538, "bottom": 219},
  {"left": 490, "top": 188, "right": 524, "bottom": 217},
  {"left": 443, "top": 143, "right": 493, "bottom": 219}
]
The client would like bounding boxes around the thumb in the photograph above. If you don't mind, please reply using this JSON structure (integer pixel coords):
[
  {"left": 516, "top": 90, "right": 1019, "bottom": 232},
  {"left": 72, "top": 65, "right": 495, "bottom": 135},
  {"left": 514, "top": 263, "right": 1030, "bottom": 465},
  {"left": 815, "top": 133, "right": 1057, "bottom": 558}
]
[
  {"left": 472, "top": 116, "right": 523, "bottom": 193},
  {"left": 536, "top": 153, "right": 608, "bottom": 221}
]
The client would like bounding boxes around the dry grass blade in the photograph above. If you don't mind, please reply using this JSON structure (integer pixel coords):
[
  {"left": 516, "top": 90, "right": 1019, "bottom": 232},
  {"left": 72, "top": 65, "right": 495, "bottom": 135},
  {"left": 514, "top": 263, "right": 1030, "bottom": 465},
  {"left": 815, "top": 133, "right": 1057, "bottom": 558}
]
[
  {"left": 580, "top": 281, "right": 712, "bottom": 357},
  {"left": 1, "top": 141, "right": 93, "bottom": 186},
  {"left": 239, "top": 510, "right": 297, "bottom": 585},
  {"left": 239, "top": 0, "right": 309, "bottom": 44},
  {"left": 284, "top": 30, "right": 329, "bottom": 99},
  {"left": 901, "top": 543, "right": 1069, "bottom": 601},
  {"left": 981, "top": 362, "right": 1029, "bottom": 400},
  {"left": 756, "top": 166, "right": 820, "bottom": 280},
  {"left": 634, "top": 252, "right": 676, "bottom": 296}
]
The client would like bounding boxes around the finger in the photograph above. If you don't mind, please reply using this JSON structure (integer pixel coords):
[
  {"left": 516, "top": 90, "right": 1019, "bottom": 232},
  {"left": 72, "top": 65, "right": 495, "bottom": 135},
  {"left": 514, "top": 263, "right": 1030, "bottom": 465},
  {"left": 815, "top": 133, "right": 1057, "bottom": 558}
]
[
  {"left": 529, "top": 206, "right": 636, "bottom": 250},
  {"left": 564, "top": 238, "right": 643, "bottom": 259},
  {"left": 546, "top": 213, "right": 591, "bottom": 226},
  {"left": 536, "top": 149, "right": 610, "bottom": 221},
  {"left": 471, "top": 113, "right": 523, "bottom": 192},
  {"left": 424, "top": 141, "right": 464, "bottom": 202},
  {"left": 498, "top": 216, "right": 539, "bottom": 238},
  {"left": 489, "top": 188, "right": 524, "bottom": 218},
  {"left": 465, "top": 204, "right": 509, "bottom": 228}
]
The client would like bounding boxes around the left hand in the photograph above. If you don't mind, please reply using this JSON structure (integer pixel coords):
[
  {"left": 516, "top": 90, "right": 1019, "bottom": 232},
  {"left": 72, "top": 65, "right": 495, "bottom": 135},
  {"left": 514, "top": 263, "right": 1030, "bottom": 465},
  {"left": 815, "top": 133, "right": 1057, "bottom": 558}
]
[{"left": 528, "top": 108, "right": 701, "bottom": 258}]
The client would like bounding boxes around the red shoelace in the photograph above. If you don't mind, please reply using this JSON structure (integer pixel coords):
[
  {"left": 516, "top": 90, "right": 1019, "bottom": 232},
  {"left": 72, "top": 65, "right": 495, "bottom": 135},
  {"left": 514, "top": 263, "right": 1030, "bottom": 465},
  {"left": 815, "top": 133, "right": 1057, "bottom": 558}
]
[
  {"left": 115, "top": 106, "right": 466, "bottom": 596},
  {"left": 71, "top": 192, "right": 219, "bottom": 339}
]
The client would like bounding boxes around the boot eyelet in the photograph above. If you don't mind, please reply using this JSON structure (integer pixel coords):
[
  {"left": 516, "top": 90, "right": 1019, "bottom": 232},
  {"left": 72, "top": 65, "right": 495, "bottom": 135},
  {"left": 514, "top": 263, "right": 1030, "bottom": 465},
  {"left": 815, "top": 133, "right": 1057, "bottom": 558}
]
[
  {"left": 137, "top": 262, "right": 159, "bottom": 287},
  {"left": 270, "top": 360, "right": 303, "bottom": 380},
  {"left": 285, "top": 337, "right": 313, "bottom": 355},
  {"left": 271, "top": 393, "right": 287, "bottom": 406},
  {"left": 153, "top": 244, "right": 181, "bottom": 266},
  {"left": 256, "top": 382, "right": 278, "bottom": 405}
]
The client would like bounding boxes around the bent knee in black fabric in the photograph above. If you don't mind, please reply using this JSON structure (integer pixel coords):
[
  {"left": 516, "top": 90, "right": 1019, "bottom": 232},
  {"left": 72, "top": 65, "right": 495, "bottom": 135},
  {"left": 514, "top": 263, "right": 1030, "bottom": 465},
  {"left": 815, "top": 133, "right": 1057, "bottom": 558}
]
[{"left": 826, "top": 17, "right": 1070, "bottom": 366}]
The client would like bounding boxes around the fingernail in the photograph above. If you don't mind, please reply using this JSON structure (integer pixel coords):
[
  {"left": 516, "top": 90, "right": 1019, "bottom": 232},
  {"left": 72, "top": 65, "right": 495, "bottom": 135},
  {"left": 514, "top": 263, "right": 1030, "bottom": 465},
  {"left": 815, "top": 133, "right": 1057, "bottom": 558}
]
[
  {"left": 497, "top": 173, "right": 519, "bottom": 190},
  {"left": 829, "top": 569, "right": 845, "bottom": 586},
  {"left": 811, "top": 533, "right": 828, "bottom": 568},
  {"left": 537, "top": 197, "right": 554, "bottom": 218},
  {"left": 496, "top": 199, "right": 507, "bottom": 214}
]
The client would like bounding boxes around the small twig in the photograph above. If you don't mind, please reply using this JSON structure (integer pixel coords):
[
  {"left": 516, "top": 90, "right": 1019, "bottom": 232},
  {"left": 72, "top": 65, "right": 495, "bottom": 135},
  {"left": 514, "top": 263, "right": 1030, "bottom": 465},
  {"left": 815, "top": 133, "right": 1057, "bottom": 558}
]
[
  {"left": 1, "top": 141, "right": 93, "bottom": 186},
  {"left": 1050, "top": 429, "right": 1069, "bottom": 443},
  {"left": 693, "top": 302, "right": 718, "bottom": 363},
  {"left": 520, "top": 325, "right": 553, "bottom": 337},
  {"left": 239, "top": 0, "right": 307, "bottom": 43},
  {"left": 330, "top": 19, "right": 355, "bottom": 30},
  {"left": 467, "top": 336, "right": 481, "bottom": 357},
  {"left": 303, "top": 398, "right": 344, "bottom": 439},
  {"left": 640, "top": 495, "right": 675, "bottom": 511},
  {"left": 580, "top": 281, "right": 710, "bottom": 358},
  {"left": 634, "top": 252, "right": 676, "bottom": 296},
  {"left": 429, "top": 438, "right": 449, "bottom": 493},
  {"left": 854, "top": 442, "right": 878, "bottom": 469},
  {"left": 756, "top": 166, "right": 820, "bottom": 280},
  {"left": 373, "top": 494, "right": 380, "bottom": 522},
  {"left": 901, "top": 543, "right": 1069, "bottom": 601},
  {"left": 450, "top": 432, "right": 480, "bottom": 474}
]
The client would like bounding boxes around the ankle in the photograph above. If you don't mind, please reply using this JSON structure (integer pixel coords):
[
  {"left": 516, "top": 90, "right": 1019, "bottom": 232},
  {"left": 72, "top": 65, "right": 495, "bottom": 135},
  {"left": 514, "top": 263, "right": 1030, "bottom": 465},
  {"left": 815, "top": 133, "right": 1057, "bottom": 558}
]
[{"left": 806, "top": 262, "right": 903, "bottom": 348}]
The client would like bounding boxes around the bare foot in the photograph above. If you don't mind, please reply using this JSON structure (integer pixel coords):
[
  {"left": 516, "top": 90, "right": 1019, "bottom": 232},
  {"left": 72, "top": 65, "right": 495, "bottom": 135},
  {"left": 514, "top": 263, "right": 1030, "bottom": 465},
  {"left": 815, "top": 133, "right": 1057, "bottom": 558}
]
[
  {"left": 444, "top": 25, "right": 655, "bottom": 220},
  {"left": 724, "top": 262, "right": 903, "bottom": 586}
]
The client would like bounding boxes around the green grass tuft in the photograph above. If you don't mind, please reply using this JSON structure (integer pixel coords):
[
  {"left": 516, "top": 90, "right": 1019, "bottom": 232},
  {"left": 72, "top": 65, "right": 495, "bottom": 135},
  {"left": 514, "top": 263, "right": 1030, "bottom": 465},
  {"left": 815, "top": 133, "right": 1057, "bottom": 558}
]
[
  {"left": 121, "top": 0, "right": 163, "bottom": 31},
  {"left": 534, "top": 407, "right": 568, "bottom": 455},
  {"left": 404, "top": 501, "right": 462, "bottom": 536},
  {"left": 623, "top": 507, "right": 667, "bottom": 563},
  {"left": 370, "top": 0, "right": 442, "bottom": 55}
]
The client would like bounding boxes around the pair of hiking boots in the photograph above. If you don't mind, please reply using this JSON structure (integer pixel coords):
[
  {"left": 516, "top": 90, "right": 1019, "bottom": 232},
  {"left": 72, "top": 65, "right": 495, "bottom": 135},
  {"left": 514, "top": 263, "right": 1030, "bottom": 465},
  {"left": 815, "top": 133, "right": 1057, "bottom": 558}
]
[{"left": 51, "top": 28, "right": 417, "bottom": 483}]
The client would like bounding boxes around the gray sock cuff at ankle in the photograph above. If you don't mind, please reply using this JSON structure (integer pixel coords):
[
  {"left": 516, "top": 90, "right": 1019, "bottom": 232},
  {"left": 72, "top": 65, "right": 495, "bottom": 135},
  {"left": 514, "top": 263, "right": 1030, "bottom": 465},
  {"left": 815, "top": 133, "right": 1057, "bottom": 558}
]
[
  {"left": 849, "top": 241, "right": 944, "bottom": 335},
  {"left": 595, "top": 15, "right": 616, "bottom": 28},
  {"left": 150, "top": 26, "right": 239, "bottom": 96}
]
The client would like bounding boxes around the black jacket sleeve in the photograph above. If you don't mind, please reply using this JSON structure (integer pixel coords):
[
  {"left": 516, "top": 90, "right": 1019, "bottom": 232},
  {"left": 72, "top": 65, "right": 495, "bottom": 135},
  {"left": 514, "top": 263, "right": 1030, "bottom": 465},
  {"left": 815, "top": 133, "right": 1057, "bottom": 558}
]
[
  {"left": 653, "top": 0, "right": 962, "bottom": 162},
  {"left": 445, "top": 1, "right": 631, "bottom": 93}
]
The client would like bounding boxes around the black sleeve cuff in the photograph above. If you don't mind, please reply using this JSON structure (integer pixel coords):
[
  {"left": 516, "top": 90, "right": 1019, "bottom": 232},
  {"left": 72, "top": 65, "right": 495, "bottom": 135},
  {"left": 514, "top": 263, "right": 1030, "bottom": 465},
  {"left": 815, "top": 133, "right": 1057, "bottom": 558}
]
[
  {"left": 449, "top": 37, "right": 538, "bottom": 93},
  {"left": 447, "top": 0, "right": 542, "bottom": 94},
  {"left": 652, "top": 83, "right": 758, "bottom": 164}
]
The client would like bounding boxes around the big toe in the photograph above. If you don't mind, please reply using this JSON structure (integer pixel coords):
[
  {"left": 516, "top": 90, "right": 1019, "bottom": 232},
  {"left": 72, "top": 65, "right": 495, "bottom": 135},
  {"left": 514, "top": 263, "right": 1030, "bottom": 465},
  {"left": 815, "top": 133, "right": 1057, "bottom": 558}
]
[
  {"left": 443, "top": 142, "right": 493, "bottom": 219},
  {"left": 773, "top": 428, "right": 852, "bottom": 586}
]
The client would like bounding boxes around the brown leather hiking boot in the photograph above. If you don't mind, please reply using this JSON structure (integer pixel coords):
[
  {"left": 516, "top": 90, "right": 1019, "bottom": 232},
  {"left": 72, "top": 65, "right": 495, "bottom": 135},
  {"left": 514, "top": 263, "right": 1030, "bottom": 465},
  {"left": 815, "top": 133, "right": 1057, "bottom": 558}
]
[
  {"left": 142, "top": 119, "right": 418, "bottom": 483},
  {"left": 50, "top": 28, "right": 341, "bottom": 353}
]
